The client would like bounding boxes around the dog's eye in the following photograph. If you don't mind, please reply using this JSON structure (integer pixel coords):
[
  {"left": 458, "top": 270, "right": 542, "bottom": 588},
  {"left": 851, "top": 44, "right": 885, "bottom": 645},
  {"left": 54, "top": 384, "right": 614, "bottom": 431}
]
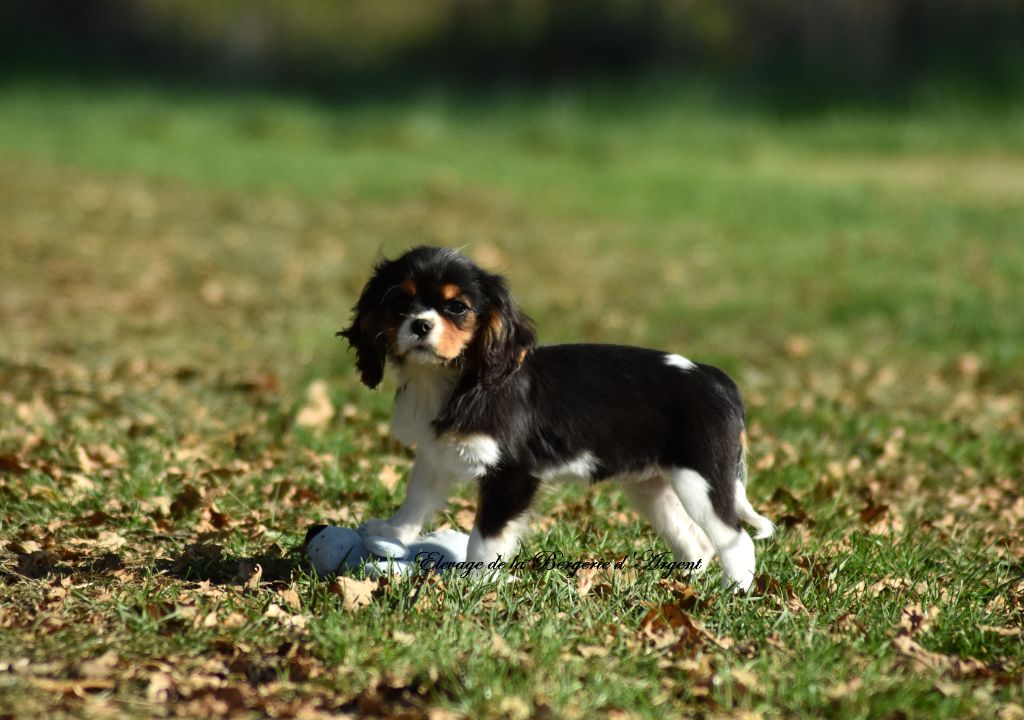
[{"left": 444, "top": 300, "right": 469, "bottom": 316}]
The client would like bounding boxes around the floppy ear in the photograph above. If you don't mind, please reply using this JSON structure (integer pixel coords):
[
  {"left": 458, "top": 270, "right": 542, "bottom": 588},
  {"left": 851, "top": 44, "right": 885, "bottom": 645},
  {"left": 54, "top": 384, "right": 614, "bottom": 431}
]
[
  {"left": 337, "top": 265, "right": 392, "bottom": 389},
  {"left": 474, "top": 271, "right": 537, "bottom": 387}
]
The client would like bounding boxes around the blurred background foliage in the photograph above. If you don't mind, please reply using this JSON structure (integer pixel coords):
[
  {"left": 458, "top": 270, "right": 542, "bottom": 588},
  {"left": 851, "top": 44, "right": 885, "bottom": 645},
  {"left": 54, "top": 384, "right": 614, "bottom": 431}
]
[{"left": 4, "top": 0, "right": 1024, "bottom": 106}]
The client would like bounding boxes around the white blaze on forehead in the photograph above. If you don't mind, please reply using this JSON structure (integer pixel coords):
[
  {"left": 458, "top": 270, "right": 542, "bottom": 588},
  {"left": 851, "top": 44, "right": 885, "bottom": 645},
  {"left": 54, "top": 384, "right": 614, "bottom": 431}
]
[
  {"left": 537, "top": 452, "right": 598, "bottom": 482},
  {"left": 665, "top": 354, "right": 697, "bottom": 371}
]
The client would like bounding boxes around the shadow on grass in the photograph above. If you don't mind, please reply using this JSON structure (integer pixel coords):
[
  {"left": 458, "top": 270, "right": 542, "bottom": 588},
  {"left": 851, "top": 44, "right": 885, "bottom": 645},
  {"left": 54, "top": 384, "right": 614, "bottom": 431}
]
[
  {"left": 1, "top": 541, "right": 308, "bottom": 586},
  {"left": 155, "top": 542, "right": 306, "bottom": 585},
  {"left": 0, "top": 548, "right": 126, "bottom": 582}
]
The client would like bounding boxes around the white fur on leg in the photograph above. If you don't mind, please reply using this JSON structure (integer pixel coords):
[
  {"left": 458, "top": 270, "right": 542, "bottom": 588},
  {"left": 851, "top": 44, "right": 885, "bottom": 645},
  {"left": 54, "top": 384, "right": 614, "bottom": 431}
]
[
  {"left": 666, "top": 468, "right": 758, "bottom": 591},
  {"left": 717, "top": 529, "right": 756, "bottom": 592},
  {"left": 619, "top": 476, "right": 713, "bottom": 567},
  {"left": 466, "top": 518, "right": 527, "bottom": 572},
  {"left": 361, "top": 460, "right": 451, "bottom": 544}
]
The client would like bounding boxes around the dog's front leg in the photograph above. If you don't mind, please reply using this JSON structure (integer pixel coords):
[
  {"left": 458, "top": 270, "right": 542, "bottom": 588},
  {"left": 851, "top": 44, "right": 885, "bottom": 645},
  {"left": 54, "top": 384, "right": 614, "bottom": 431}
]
[
  {"left": 361, "top": 459, "right": 452, "bottom": 545},
  {"left": 466, "top": 467, "right": 540, "bottom": 567}
]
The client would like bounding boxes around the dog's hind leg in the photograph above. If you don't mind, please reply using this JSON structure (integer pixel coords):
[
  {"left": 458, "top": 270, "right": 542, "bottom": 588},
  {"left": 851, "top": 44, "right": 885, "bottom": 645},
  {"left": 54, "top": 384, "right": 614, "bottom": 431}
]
[
  {"left": 665, "top": 468, "right": 757, "bottom": 591},
  {"left": 620, "top": 475, "right": 713, "bottom": 568},
  {"left": 735, "top": 479, "right": 775, "bottom": 540}
]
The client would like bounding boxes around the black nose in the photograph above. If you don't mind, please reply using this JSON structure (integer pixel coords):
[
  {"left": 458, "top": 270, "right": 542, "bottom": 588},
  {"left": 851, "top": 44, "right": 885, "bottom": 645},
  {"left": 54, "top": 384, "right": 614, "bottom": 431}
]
[{"left": 410, "top": 318, "right": 433, "bottom": 339}]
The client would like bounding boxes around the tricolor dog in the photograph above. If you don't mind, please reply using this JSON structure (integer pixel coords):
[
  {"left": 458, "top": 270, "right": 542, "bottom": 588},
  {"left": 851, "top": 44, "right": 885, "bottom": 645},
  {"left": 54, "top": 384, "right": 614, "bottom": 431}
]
[{"left": 339, "top": 246, "right": 772, "bottom": 590}]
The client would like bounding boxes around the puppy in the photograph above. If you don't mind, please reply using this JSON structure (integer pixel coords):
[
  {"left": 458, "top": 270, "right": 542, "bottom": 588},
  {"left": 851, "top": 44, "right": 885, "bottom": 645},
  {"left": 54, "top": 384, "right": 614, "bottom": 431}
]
[{"left": 339, "top": 246, "right": 772, "bottom": 590}]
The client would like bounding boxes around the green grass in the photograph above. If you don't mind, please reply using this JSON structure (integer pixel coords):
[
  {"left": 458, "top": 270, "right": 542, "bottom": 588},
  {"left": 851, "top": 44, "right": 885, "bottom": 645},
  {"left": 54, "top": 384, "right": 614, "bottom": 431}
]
[{"left": 1, "top": 81, "right": 1022, "bottom": 719}]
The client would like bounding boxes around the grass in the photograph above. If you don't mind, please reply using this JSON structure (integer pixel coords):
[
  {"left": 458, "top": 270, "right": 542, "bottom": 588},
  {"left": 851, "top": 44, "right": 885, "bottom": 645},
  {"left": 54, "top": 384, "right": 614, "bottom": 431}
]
[{"left": 0, "top": 80, "right": 1022, "bottom": 719}]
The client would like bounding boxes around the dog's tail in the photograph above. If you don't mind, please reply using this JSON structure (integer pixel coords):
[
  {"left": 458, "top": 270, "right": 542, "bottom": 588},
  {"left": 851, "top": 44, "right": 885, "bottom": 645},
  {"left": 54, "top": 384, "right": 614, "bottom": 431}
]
[{"left": 735, "top": 430, "right": 775, "bottom": 540}]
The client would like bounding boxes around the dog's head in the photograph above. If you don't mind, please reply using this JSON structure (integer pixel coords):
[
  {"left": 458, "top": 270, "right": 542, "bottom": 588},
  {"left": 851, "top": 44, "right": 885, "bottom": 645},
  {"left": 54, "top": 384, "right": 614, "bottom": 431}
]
[{"left": 339, "top": 246, "right": 536, "bottom": 388}]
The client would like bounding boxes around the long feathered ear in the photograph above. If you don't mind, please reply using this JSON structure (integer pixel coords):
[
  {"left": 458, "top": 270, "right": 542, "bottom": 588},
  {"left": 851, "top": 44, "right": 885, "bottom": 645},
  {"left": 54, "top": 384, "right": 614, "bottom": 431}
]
[
  {"left": 337, "top": 264, "right": 393, "bottom": 389},
  {"left": 475, "top": 271, "right": 536, "bottom": 387}
]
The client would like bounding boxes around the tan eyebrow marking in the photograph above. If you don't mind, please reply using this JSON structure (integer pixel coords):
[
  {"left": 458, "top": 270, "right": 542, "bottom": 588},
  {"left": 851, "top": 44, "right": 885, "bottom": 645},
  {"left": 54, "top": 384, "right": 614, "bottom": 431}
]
[
  {"left": 439, "top": 283, "right": 461, "bottom": 300},
  {"left": 399, "top": 280, "right": 417, "bottom": 296}
]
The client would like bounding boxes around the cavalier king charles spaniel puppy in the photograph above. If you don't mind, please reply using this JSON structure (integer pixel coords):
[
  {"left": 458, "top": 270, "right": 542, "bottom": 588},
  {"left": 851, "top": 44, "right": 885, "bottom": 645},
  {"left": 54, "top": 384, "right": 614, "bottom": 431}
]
[{"left": 339, "top": 246, "right": 772, "bottom": 590}]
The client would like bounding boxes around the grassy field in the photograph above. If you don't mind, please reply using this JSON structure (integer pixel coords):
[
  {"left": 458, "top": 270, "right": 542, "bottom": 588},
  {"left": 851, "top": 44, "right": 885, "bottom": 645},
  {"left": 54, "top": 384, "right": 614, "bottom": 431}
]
[{"left": 1, "top": 81, "right": 1022, "bottom": 719}]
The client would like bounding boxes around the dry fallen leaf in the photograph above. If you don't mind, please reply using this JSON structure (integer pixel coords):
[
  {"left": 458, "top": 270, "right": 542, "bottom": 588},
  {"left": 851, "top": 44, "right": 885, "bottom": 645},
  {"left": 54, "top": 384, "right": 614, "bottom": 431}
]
[
  {"left": 377, "top": 464, "right": 401, "bottom": 493},
  {"left": 277, "top": 587, "right": 301, "bottom": 610},
  {"left": 200, "top": 280, "right": 225, "bottom": 306},
  {"left": 489, "top": 633, "right": 532, "bottom": 666},
  {"left": 858, "top": 499, "right": 889, "bottom": 525},
  {"left": 639, "top": 604, "right": 720, "bottom": 656},
  {"left": 295, "top": 380, "right": 335, "bottom": 429},
  {"left": 825, "top": 677, "right": 864, "bottom": 701},
  {"left": 94, "top": 530, "right": 127, "bottom": 552},
  {"left": 730, "top": 666, "right": 762, "bottom": 695},
  {"left": 577, "top": 567, "right": 599, "bottom": 598},
  {"left": 956, "top": 352, "right": 982, "bottom": 380},
  {"left": 490, "top": 633, "right": 513, "bottom": 659},
  {"left": 146, "top": 671, "right": 175, "bottom": 703},
  {"left": 854, "top": 576, "right": 926, "bottom": 597},
  {"left": 263, "top": 603, "right": 307, "bottom": 630},
  {"left": 78, "top": 650, "right": 119, "bottom": 679},
  {"left": 455, "top": 507, "right": 476, "bottom": 531},
  {"left": 328, "top": 576, "right": 378, "bottom": 611},
  {"left": 393, "top": 631, "right": 416, "bottom": 645},
  {"left": 898, "top": 603, "right": 938, "bottom": 637},
  {"left": 221, "top": 612, "right": 247, "bottom": 628},
  {"left": 892, "top": 634, "right": 988, "bottom": 678},
  {"left": 658, "top": 579, "right": 702, "bottom": 610},
  {"left": 75, "top": 445, "right": 101, "bottom": 473},
  {"left": 998, "top": 703, "right": 1024, "bottom": 720},
  {"left": 784, "top": 335, "right": 812, "bottom": 358},
  {"left": 16, "top": 394, "right": 57, "bottom": 427},
  {"left": 170, "top": 485, "right": 204, "bottom": 518},
  {"left": 498, "top": 696, "right": 531, "bottom": 720}
]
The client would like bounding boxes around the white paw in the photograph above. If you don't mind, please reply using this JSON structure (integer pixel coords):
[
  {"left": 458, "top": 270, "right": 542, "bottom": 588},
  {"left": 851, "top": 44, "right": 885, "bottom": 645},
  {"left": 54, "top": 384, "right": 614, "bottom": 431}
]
[{"left": 359, "top": 518, "right": 418, "bottom": 545}]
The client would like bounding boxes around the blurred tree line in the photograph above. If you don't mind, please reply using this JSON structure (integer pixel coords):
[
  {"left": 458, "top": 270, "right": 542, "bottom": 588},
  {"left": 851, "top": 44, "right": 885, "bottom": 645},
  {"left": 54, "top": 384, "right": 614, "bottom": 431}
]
[{"left": 3, "top": 0, "right": 1023, "bottom": 104}]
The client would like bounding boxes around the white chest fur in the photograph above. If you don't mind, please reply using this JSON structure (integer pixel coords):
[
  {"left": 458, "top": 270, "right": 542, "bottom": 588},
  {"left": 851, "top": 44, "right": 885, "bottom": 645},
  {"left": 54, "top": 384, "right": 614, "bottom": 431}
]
[
  {"left": 390, "top": 364, "right": 500, "bottom": 481},
  {"left": 391, "top": 364, "right": 458, "bottom": 446}
]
